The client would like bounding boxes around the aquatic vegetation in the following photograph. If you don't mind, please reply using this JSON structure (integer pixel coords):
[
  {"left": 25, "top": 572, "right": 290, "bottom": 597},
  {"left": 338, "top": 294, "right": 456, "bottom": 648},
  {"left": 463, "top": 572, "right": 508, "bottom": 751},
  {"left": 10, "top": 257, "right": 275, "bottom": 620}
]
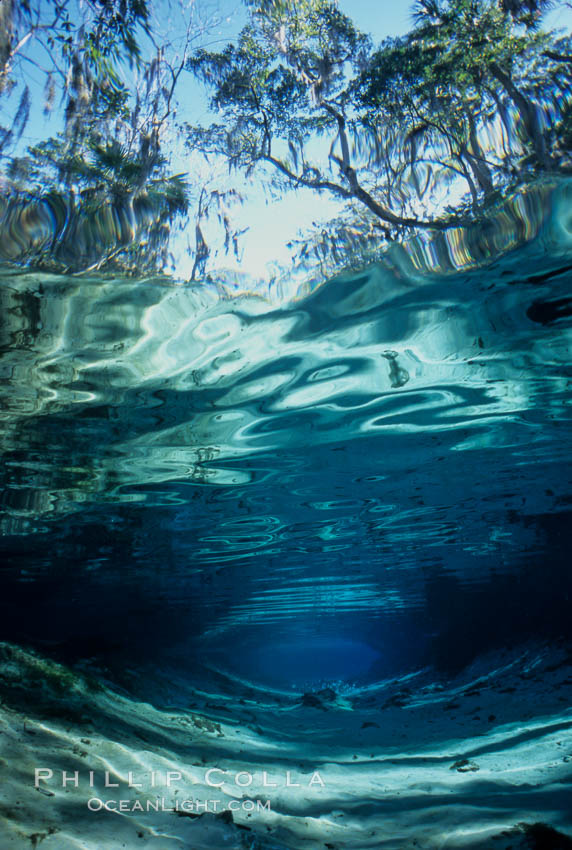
[{"left": 0, "top": 642, "right": 103, "bottom": 702}]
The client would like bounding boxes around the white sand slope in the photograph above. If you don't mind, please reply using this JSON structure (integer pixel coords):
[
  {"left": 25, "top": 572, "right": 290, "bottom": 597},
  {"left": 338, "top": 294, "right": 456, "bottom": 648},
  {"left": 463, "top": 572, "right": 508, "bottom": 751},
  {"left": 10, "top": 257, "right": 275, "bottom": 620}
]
[{"left": 0, "top": 641, "right": 571, "bottom": 849}]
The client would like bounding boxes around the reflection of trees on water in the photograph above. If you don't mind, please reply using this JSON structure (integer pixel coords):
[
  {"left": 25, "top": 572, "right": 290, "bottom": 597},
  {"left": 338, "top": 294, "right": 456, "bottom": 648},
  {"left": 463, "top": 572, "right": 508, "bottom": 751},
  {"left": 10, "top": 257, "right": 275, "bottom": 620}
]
[{"left": 0, "top": 0, "right": 570, "bottom": 278}]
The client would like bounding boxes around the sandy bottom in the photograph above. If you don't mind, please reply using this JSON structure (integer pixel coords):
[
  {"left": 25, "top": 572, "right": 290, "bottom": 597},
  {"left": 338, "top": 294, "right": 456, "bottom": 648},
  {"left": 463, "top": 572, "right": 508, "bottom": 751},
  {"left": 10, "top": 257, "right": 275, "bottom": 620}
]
[{"left": 1, "top": 641, "right": 571, "bottom": 849}]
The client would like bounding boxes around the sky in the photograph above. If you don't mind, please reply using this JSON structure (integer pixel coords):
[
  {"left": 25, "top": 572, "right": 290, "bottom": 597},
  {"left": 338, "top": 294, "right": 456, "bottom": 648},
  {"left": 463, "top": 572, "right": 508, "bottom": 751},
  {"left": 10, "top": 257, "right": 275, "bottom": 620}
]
[{"left": 338, "top": 0, "right": 412, "bottom": 38}]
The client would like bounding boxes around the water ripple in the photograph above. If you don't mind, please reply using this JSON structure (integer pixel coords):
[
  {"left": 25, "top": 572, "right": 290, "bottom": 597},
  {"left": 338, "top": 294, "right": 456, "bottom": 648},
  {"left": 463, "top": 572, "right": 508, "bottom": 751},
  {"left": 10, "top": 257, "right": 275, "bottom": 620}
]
[{"left": 0, "top": 178, "right": 571, "bottom": 639}]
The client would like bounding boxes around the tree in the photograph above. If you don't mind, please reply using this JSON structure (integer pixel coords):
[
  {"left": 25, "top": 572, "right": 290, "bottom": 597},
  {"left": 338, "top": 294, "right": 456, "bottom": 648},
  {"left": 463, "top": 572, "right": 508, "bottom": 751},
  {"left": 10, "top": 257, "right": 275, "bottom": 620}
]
[
  {"left": 187, "top": 0, "right": 454, "bottom": 235},
  {"left": 0, "top": 137, "right": 189, "bottom": 274},
  {"left": 0, "top": 0, "right": 236, "bottom": 276},
  {"left": 2, "top": 0, "right": 569, "bottom": 276},
  {"left": 0, "top": 0, "right": 150, "bottom": 88},
  {"left": 187, "top": 0, "right": 570, "bottom": 250},
  {"left": 355, "top": 31, "right": 498, "bottom": 209},
  {"left": 500, "top": 0, "right": 553, "bottom": 27},
  {"left": 408, "top": 0, "right": 556, "bottom": 167}
]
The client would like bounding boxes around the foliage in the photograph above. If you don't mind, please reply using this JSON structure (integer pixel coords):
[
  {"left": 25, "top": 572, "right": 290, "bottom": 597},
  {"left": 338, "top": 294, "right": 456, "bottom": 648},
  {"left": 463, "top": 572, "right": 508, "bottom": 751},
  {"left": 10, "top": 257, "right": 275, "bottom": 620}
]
[
  {"left": 0, "top": 0, "right": 249, "bottom": 276},
  {"left": 186, "top": 0, "right": 572, "bottom": 246},
  {"left": 1, "top": 0, "right": 571, "bottom": 277}
]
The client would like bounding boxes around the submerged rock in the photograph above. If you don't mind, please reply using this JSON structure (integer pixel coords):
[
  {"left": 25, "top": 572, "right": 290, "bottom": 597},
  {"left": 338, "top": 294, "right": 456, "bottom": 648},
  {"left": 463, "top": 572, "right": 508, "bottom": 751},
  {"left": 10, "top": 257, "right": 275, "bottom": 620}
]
[
  {"left": 450, "top": 758, "right": 480, "bottom": 773},
  {"left": 491, "top": 822, "right": 572, "bottom": 849},
  {"left": 300, "top": 688, "right": 337, "bottom": 709}
]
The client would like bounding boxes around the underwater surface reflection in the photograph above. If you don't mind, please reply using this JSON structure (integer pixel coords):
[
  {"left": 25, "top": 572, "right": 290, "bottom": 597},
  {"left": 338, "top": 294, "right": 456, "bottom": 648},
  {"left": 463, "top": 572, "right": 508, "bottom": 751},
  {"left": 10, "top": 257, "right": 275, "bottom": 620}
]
[{"left": 1, "top": 177, "right": 571, "bottom": 681}]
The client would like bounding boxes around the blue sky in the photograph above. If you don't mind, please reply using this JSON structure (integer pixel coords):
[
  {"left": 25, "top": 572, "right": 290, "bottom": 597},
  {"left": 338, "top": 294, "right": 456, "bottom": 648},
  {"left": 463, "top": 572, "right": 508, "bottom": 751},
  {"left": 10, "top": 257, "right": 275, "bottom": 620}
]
[{"left": 338, "top": 0, "right": 412, "bottom": 38}]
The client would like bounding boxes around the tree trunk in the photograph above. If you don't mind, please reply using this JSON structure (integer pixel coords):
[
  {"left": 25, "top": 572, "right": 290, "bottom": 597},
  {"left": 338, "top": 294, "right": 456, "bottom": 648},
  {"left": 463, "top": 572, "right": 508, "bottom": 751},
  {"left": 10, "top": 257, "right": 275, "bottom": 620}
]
[
  {"left": 465, "top": 112, "right": 495, "bottom": 196},
  {"left": 0, "top": 0, "right": 14, "bottom": 91},
  {"left": 456, "top": 153, "right": 479, "bottom": 204},
  {"left": 485, "top": 85, "right": 515, "bottom": 160},
  {"left": 489, "top": 61, "right": 550, "bottom": 168}
]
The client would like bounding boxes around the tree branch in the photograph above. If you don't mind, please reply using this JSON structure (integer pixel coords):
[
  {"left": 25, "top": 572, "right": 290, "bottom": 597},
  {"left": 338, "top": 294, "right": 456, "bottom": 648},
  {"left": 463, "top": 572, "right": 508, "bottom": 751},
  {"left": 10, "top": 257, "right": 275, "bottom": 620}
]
[
  {"left": 263, "top": 152, "right": 449, "bottom": 230},
  {"left": 544, "top": 50, "right": 572, "bottom": 64}
]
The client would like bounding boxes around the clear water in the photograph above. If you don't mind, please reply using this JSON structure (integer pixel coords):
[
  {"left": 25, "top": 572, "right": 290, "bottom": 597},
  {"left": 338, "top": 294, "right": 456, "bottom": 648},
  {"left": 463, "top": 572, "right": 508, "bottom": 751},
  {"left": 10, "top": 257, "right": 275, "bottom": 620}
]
[
  {"left": 2, "top": 176, "right": 571, "bottom": 683},
  {"left": 1, "top": 177, "right": 572, "bottom": 849}
]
